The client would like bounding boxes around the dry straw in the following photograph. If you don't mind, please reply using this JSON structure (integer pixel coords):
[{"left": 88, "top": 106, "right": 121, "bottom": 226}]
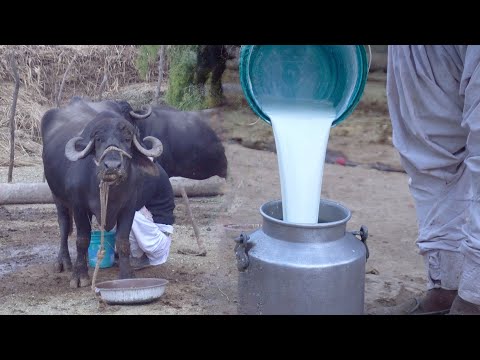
[
  {"left": 0, "top": 127, "right": 43, "bottom": 166},
  {"left": 0, "top": 45, "right": 141, "bottom": 104},
  {"left": 0, "top": 45, "right": 143, "bottom": 167}
]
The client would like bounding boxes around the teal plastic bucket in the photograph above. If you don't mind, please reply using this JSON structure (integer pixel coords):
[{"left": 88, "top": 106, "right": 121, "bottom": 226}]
[
  {"left": 88, "top": 230, "right": 116, "bottom": 268},
  {"left": 239, "top": 45, "right": 370, "bottom": 127}
]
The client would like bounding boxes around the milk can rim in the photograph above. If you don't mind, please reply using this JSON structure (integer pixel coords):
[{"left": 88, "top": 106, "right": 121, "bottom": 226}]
[{"left": 259, "top": 198, "right": 352, "bottom": 229}]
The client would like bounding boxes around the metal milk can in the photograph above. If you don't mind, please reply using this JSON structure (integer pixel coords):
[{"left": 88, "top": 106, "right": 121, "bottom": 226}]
[{"left": 235, "top": 199, "right": 369, "bottom": 315}]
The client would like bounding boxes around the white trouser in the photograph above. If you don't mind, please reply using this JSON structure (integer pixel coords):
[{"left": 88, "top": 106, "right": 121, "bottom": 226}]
[
  {"left": 387, "top": 45, "right": 480, "bottom": 304},
  {"left": 129, "top": 207, "right": 174, "bottom": 266}
]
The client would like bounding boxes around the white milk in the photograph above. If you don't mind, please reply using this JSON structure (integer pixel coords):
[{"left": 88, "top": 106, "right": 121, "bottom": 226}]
[{"left": 261, "top": 98, "right": 336, "bottom": 224}]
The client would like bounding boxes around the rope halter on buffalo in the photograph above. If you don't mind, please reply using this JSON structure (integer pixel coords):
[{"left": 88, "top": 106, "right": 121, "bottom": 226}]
[
  {"left": 93, "top": 146, "right": 132, "bottom": 166},
  {"left": 91, "top": 180, "right": 111, "bottom": 291},
  {"left": 91, "top": 145, "right": 130, "bottom": 291}
]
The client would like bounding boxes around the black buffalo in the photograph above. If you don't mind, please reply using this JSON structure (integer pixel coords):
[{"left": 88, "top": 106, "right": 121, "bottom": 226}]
[
  {"left": 135, "top": 105, "right": 228, "bottom": 180},
  {"left": 41, "top": 97, "right": 163, "bottom": 288},
  {"left": 78, "top": 98, "right": 228, "bottom": 180}
]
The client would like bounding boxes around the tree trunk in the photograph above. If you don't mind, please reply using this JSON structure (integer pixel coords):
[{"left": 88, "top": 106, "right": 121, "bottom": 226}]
[{"left": 0, "top": 177, "right": 226, "bottom": 205}]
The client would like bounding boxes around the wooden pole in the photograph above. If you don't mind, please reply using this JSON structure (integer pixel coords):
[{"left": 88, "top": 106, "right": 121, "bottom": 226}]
[{"left": 7, "top": 53, "right": 20, "bottom": 183}]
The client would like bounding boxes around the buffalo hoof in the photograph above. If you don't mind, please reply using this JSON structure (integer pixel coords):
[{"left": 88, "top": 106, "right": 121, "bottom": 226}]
[
  {"left": 118, "top": 270, "right": 136, "bottom": 280},
  {"left": 54, "top": 258, "right": 73, "bottom": 273},
  {"left": 117, "top": 257, "right": 136, "bottom": 279},
  {"left": 70, "top": 275, "right": 91, "bottom": 288}
]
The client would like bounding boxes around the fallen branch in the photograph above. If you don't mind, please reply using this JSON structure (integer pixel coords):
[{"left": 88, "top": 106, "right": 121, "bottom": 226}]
[
  {"left": 0, "top": 176, "right": 226, "bottom": 205},
  {"left": 170, "top": 176, "right": 226, "bottom": 197},
  {"left": 7, "top": 54, "right": 20, "bottom": 183},
  {"left": 0, "top": 182, "right": 53, "bottom": 204}
]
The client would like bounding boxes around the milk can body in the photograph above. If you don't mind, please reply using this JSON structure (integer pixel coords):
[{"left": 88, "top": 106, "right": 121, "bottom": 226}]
[{"left": 235, "top": 199, "right": 368, "bottom": 315}]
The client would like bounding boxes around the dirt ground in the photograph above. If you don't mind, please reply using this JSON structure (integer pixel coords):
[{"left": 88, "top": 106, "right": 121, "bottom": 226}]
[{"left": 0, "top": 71, "right": 427, "bottom": 315}]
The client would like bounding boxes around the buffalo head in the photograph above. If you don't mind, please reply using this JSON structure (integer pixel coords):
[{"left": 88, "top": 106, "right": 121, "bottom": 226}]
[{"left": 64, "top": 112, "right": 162, "bottom": 183}]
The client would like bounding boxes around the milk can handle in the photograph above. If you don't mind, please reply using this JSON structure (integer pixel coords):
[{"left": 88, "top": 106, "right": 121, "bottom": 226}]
[
  {"left": 234, "top": 232, "right": 250, "bottom": 271},
  {"left": 352, "top": 225, "right": 369, "bottom": 261}
]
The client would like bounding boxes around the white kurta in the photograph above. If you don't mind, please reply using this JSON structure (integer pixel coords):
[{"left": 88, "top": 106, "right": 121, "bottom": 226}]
[
  {"left": 387, "top": 45, "right": 480, "bottom": 304},
  {"left": 129, "top": 206, "right": 173, "bottom": 266}
]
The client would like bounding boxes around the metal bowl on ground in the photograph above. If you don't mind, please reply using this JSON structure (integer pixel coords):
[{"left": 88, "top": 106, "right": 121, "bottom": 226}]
[{"left": 95, "top": 278, "right": 168, "bottom": 305}]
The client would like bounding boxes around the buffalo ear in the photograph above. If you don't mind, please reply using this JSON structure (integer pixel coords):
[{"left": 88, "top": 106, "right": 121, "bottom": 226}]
[
  {"left": 132, "top": 151, "right": 159, "bottom": 176},
  {"left": 75, "top": 137, "right": 93, "bottom": 151}
]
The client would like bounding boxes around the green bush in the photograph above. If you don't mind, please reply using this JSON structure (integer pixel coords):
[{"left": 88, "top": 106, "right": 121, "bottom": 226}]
[
  {"left": 165, "top": 45, "right": 208, "bottom": 110},
  {"left": 136, "top": 45, "right": 161, "bottom": 81}
]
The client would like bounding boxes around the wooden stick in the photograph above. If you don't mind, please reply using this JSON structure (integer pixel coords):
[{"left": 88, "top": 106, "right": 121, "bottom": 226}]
[
  {"left": 180, "top": 185, "right": 206, "bottom": 256},
  {"left": 7, "top": 54, "right": 20, "bottom": 183},
  {"left": 92, "top": 181, "right": 110, "bottom": 291}
]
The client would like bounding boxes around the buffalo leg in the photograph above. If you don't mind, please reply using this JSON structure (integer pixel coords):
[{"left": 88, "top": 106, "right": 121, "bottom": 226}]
[
  {"left": 70, "top": 208, "right": 92, "bottom": 288},
  {"left": 53, "top": 197, "right": 73, "bottom": 273},
  {"left": 194, "top": 64, "right": 210, "bottom": 88},
  {"left": 209, "top": 58, "right": 226, "bottom": 101},
  {"left": 116, "top": 208, "right": 136, "bottom": 279}
]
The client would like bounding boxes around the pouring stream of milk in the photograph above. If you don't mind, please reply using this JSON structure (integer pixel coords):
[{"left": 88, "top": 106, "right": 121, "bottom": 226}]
[{"left": 262, "top": 98, "right": 336, "bottom": 224}]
